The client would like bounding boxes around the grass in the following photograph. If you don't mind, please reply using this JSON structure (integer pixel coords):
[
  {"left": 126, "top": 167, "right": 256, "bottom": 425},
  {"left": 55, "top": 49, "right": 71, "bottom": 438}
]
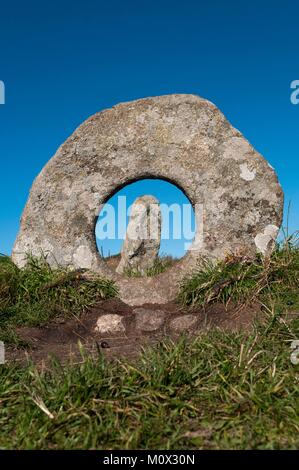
[
  {"left": 178, "top": 233, "right": 299, "bottom": 312},
  {"left": 124, "top": 255, "right": 176, "bottom": 277},
  {"left": 0, "top": 311, "right": 298, "bottom": 449},
  {"left": 0, "top": 254, "right": 118, "bottom": 345},
  {"left": 0, "top": 238, "right": 298, "bottom": 449}
]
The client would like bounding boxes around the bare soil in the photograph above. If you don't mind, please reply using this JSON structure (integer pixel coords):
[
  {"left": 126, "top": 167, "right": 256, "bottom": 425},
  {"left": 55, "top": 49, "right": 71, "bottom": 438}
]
[{"left": 6, "top": 298, "right": 262, "bottom": 366}]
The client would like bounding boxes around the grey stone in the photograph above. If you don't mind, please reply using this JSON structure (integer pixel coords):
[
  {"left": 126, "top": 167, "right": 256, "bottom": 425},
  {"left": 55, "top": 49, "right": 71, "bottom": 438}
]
[
  {"left": 94, "top": 314, "right": 126, "bottom": 334},
  {"left": 134, "top": 308, "right": 166, "bottom": 331},
  {"left": 170, "top": 315, "right": 199, "bottom": 332},
  {"left": 12, "top": 94, "right": 284, "bottom": 306},
  {"left": 116, "top": 195, "right": 161, "bottom": 275}
]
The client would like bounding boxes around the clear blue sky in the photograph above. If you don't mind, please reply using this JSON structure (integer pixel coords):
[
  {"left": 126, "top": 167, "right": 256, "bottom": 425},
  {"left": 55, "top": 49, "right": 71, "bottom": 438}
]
[{"left": 0, "top": 0, "right": 298, "bottom": 257}]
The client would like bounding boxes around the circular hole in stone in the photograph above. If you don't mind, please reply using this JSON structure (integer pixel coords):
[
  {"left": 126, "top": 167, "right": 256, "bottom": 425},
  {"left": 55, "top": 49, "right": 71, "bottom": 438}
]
[{"left": 95, "top": 178, "right": 196, "bottom": 277}]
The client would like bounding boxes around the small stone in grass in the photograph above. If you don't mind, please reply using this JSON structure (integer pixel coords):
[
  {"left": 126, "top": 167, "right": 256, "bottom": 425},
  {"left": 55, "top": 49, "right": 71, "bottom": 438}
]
[
  {"left": 169, "top": 315, "right": 198, "bottom": 333},
  {"left": 94, "top": 314, "right": 126, "bottom": 334},
  {"left": 134, "top": 308, "right": 166, "bottom": 332}
]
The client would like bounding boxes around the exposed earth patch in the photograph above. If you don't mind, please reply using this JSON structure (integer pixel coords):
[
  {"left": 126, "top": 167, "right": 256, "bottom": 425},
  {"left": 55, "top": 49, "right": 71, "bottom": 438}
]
[{"left": 6, "top": 298, "right": 262, "bottom": 366}]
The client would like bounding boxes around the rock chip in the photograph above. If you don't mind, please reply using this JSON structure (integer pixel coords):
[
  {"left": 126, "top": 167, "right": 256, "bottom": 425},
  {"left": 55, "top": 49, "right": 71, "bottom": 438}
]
[
  {"left": 94, "top": 314, "right": 126, "bottom": 334},
  {"left": 134, "top": 307, "right": 166, "bottom": 332},
  {"left": 169, "top": 315, "right": 199, "bottom": 333}
]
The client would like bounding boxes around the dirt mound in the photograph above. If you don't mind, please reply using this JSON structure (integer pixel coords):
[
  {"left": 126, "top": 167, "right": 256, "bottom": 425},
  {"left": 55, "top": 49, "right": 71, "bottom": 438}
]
[{"left": 6, "top": 298, "right": 261, "bottom": 366}]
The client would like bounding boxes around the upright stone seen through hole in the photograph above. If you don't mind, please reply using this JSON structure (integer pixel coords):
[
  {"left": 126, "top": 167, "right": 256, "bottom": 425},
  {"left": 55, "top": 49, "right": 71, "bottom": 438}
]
[
  {"left": 95, "top": 178, "right": 197, "bottom": 277},
  {"left": 116, "top": 195, "right": 161, "bottom": 275}
]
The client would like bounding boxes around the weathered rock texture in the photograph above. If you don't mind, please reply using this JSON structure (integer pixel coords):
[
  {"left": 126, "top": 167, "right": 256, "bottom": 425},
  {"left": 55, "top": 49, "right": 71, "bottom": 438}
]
[
  {"left": 169, "top": 315, "right": 199, "bottom": 333},
  {"left": 116, "top": 195, "right": 161, "bottom": 275},
  {"left": 94, "top": 314, "right": 126, "bottom": 334},
  {"left": 133, "top": 308, "right": 166, "bottom": 332},
  {"left": 12, "top": 94, "right": 284, "bottom": 305}
]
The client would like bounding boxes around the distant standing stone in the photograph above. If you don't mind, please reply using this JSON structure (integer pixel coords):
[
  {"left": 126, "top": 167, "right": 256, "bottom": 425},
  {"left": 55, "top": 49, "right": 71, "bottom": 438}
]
[
  {"left": 134, "top": 308, "right": 166, "bottom": 332},
  {"left": 94, "top": 314, "right": 126, "bottom": 334},
  {"left": 170, "top": 315, "right": 199, "bottom": 333},
  {"left": 116, "top": 195, "right": 161, "bottom": 276}
]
